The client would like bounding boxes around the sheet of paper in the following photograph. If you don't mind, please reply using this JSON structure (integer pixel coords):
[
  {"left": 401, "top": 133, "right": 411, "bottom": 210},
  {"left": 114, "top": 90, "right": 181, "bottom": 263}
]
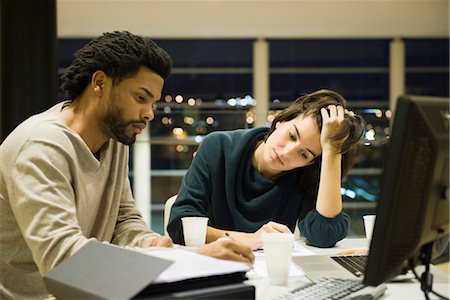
[
  {"left": 138, "top": 248, "right": 250, "bottom": 284},
  {"left": 246, "top": 260, "right": 304, "bottom": 279},
  {"left": 292, "top": 241, "right": 317, "bottom": 256},
  {"left": 253, "top": 241, "right": 316, "bottom": 258}
]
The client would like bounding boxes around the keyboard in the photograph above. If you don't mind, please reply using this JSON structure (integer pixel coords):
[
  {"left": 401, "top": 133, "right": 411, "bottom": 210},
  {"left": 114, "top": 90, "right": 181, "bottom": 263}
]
[
  {"left": 331, "top": 255, "right": 368, "bottom": 278},
  {"left": 270, "top": 277, "right": 387, "bottom": 300}
]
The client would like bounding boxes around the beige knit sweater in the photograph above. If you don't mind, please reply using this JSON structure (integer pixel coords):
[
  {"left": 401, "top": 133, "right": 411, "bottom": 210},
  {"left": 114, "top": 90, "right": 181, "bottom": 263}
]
[{"left": 0, "top": 102, "right": 159, "bottom": 299}]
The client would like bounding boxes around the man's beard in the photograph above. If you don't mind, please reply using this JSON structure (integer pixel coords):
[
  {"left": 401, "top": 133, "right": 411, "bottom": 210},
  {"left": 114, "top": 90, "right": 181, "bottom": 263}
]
[{"left": 102, "top": 91, "right": 145, "bottom": 145}]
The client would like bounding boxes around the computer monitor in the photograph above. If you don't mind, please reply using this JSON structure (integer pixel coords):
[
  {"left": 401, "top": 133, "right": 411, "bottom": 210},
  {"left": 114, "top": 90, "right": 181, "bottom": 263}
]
[{"left": 363, "top": 95, "right": 449, "bottom": 289}]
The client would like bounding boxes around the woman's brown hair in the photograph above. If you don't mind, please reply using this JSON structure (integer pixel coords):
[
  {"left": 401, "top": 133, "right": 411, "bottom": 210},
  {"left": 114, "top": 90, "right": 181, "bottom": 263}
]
[{"left": 265, "top": 89, "right": 365, "bottom": 198}]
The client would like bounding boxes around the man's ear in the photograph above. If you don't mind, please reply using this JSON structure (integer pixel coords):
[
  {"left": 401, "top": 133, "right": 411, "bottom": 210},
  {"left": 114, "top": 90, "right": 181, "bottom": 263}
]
[{"left": 91, "top": 71, "right": 106, "bottom": 96}]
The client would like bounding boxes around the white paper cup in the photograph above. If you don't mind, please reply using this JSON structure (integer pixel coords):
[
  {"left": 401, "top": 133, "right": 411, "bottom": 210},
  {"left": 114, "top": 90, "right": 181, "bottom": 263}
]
[
  {"left": 363, "top": 215, "right": 376, "bottom": 240},
  {"left": 261, "top": 233, "right": 294, "bottom": 285},
  {"left": 181, "top": 217, "right": 208, "bottom": 247}
]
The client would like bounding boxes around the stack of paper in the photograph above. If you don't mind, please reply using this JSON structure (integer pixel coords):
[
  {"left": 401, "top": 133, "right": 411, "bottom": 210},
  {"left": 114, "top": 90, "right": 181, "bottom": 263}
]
[{"left": 138, "top": 248, "right": 251, "bottom": 284}]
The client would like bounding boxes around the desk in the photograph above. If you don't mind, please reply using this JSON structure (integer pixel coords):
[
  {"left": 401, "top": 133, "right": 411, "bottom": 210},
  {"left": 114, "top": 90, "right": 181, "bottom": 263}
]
[{"left": 246, "top": 238, "right": 450, "bottom": 300}]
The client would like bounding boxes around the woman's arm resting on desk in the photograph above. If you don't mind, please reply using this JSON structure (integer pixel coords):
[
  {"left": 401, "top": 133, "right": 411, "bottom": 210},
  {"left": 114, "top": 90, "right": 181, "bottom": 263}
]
[{"left": 299, "top": 210, "right": 349, "bottom": 248}]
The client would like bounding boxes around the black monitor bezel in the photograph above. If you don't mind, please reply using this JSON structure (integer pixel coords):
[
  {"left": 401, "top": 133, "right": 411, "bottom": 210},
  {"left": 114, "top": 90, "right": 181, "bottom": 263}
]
[{"left": 363, "top": 95, "right": 449, "bottom": 286}]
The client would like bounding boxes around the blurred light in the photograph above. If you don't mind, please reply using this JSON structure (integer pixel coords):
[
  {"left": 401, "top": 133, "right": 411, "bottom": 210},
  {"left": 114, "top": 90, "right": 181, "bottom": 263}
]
[
  {"left": 188, "top": 98, "right": 196, "bottom": 106},
  {"left": 196, "top": 98, "right": 203, "bottom": 105},
  {"left": 385, "top": 110, "right": 392, "bottom": 118},
  {"left": 227, "top": 98, "right": 237, "bottom": 106},
  {"left": 163, "top": 106, "right": 171, "bottom": 114},
  {"left": 345, "top": 190, "right": 356, "bottom": 199},
  {"left": 267, "top": 115, "right": 275, "bottom": 122},
  {"left": 183, "top": 145, "right": 189, "bottom": 153},
  {"left": 365, "top": 129, "right": 376, "bottom": 141},
  {"left": 246, "top": 116, "right": 254, "bottom": 124},
  {"left": 240, "top": 98, "right": 248, "bottom": 106},
  {"left": 161, "top": 117, "right": 170, "bottom": 125},
  {"left": 362, "top": 108, "right": 381, "bottom": 114},
  {"left": 273, "top": 99, "right": 280, "bottom": 103},
  {"left": 384, "top": 127, "right": 390, "bottom": 135},
  {"left": 244, "top": 95, "right": 255, "bottom": 106},
  {"left": 206, "top": 116, "right": 214, "bottom": 125},
  {"left": 164, "top": 95, "right": 173, "bottom": 102},
  {"left": 172, "top": 127, "right": 186, "bottom": 138},
  {"left": 176, "top": 145, "right": 183, "bottom": 152},
  {"left": 194, "top": 135, "right": 203, "bottom": 143},
  {"left": 175, "top": 95, "right": 183, "bottom": 103},
  {"left": 375, "top": 109, "right": 383, "bottom": 118},
  {"left": 341, "top": 188, "right": 356, "bottom": 199},
  {"left": 184, "top": 116, "right": 194, "bottom": 125},
  {"left": 364, "top": 142, "right": 371, "bottom": 146}
]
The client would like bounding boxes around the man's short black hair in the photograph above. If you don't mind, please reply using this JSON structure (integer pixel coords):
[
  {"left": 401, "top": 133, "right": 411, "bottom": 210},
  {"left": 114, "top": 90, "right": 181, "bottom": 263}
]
[{"left": 60, "top": 31, "right": 172, "bottom": 100}]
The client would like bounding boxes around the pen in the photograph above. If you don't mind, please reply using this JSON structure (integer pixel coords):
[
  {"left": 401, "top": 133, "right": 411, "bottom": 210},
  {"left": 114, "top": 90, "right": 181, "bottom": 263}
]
[
  {"left": 338, "top": 248, "right": 368, "bottom": 255},
  {"left": 225, "top": 232, "right": 234, "bottom": 241}
]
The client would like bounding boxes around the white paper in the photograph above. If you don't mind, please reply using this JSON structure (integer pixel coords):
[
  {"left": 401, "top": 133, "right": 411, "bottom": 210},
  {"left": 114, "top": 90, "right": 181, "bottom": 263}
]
[
  {"left": 253, "top": 241, "right": 316, "bottom": 258},
  {"left": 292, "top": 241, "right": 316, "bottom": 256},
  {"left": 138, "top": 248, "right": 251, "bottom": 284},
  {"left": 246, "top": 260, "right": 304, "bottom": 279}
]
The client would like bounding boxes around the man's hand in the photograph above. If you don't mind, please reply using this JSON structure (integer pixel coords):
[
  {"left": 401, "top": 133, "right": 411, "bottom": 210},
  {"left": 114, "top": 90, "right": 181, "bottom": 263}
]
[
  {"left": 139, "top": 236, "right": 174, "bottom": 248},
  {"left": 197, "top": 239, "right": 255, "bottom": 266}
]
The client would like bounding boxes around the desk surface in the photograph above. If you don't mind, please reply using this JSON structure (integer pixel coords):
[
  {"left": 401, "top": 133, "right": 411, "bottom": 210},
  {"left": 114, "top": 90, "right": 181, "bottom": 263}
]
[{"left": 246, "top": 238, "right": 450, "bottom": 300}]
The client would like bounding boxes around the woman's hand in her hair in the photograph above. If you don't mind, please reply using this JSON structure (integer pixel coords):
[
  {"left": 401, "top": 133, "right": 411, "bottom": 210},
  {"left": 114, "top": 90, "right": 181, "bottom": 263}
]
[{"left": 320, "top": 105, "right": 351, "bottom": 153}]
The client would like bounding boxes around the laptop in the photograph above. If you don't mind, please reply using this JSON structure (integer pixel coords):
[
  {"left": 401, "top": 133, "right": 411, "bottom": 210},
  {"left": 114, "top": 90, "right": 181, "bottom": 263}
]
[
  {"left": 293, "top": 253, "right": 414, "bottom": 283},
  {"left": 292, "top": 254, "right": 367, "bottom": 281}
]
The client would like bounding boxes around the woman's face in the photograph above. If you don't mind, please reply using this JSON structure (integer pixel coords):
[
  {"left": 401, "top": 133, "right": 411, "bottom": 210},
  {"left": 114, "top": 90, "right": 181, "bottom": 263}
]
[{"left": 262, "top": 114, "right": 322, "bottom": 173}]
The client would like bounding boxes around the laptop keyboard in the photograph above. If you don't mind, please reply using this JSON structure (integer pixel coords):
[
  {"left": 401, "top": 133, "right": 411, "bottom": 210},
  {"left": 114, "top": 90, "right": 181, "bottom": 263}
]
[
  {"left": 270, "top": 277, "right": 387, "bottom": 300},
  {"left": 330, "top": 255, "right": 368, "bottom": 278}
]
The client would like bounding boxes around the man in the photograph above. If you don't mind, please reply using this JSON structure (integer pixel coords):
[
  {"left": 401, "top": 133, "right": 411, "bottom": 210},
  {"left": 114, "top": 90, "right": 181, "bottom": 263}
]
[{"left": 0, "top": 31, "right": 254, "bottom": 299}]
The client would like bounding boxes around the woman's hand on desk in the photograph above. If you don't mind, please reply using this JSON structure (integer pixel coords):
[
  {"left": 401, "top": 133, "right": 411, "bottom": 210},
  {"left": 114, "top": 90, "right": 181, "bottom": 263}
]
[
  {"left": 197, "top": 239, "right": 255, "bottom": 265},
  {"left": 139, "top": 236, "right": 174, "bottom": 248},
  {"left": 230, "top": 221, "right": 292, "bottom": 250}
]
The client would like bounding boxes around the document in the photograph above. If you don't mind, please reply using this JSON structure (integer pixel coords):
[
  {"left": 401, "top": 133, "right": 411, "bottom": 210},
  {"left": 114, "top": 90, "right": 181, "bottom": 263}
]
[
  {"left": 253, "top": 241, "right": 316, "bottom": 258},
  {"left": 137, "top": 247, "right": 251, "bottom": 284},
  {"left": 246, "top": 260, "right": 305, "bottom": 279},
  {"left": 292, "top": 241, "right": 317, "bottom": 256}
]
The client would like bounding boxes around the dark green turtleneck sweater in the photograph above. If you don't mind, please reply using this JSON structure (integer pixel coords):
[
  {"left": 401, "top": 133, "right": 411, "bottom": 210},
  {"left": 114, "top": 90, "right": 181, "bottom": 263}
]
[{"left": 167, "top": 127, "right": 349, "bottom": 248}]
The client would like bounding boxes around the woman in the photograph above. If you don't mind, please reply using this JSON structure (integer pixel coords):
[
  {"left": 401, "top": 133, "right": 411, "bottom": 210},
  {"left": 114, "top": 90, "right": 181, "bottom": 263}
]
[{"left": 167, "top": 89, "right": 365, "bottom": 249}]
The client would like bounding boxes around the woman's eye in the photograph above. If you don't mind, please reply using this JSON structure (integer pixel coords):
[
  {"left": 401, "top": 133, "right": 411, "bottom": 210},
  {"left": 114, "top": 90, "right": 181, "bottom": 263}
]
[
  {"left": 289, "top": 132, "right": 296, "bottom": 141},
  {"left": 300, "top": 150, "right": 308, "bottom": 159}
]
